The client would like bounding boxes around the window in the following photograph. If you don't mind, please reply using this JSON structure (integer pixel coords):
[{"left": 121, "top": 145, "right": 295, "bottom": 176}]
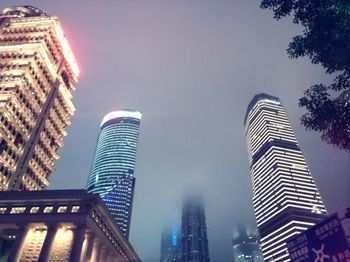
[
  {"left": 43, "top": 206, "right": 53, "bottom": 213},
  {"left": 10, "top": 207, "right": 26, "bottom": 214},
  {"left": 0, "top": 207, "right": 7, "bottom": 214},
  {"left": 71, "top": 206, "right": 80, "bottom": 213},
  {"left": 30, "top": 207, "right": 40, "bottom": 213},
  {"left": 57, "top": 206, "right": 67, "bottom": 213}
]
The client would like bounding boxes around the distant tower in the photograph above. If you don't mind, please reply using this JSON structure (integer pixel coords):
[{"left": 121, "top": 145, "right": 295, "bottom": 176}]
[
  {"left": 244, "top": 94, "right": 327, "bottom": 261},
  {"left": 232, "top": 225, "right": 263, "bottom": 262},
  {"left": 160, "top": 225, "right": 181, "bottom": 262},
  {"left": 0, "top": 6, "right": 79, "bottom": 191},
  {"left": 86, "top": 110, "right": 142, "bottom": 238},
  {"left": 181, "top": 195, "right": 210, "bottom": 262}
]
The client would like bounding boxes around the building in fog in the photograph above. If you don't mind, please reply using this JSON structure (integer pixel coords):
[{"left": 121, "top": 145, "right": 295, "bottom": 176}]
[
  {"left": 244, "top": 93, "right": 327, "bottom": 261},
  {"left": 0, "top": 6, "right": 79, "bottom": 190},
  {"left": 232, "top": 225, "right": 263, "bottom": 262},
  {"left": 86, "top": 110, "right": 142, "bottom": 238},
  {"left": 160, "top": 225, "right": 181, "bottom": 262},
  {"left": 181, "top": 194, "right": 210, "bottom": 262},
  {"left": 0, "top": 190, "right": 140, "bottom": 262}
]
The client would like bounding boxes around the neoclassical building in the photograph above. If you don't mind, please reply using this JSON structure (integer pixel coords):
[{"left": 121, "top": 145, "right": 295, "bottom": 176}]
[{"left": 0, "top": 189, "right": 140, "bottom": 262}]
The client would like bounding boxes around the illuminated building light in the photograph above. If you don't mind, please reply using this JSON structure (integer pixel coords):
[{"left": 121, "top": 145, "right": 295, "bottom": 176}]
[
  {"left": 57, "top": 206, "right": 68, "bottom": 213},
  {"left": 100, "top": 110, "right": 142, "bottom": 127},
  {"left": 71, "top": 206, "right": 80, "bottom": 213},
  {"left": 43, "top": 206, "right": 53, "bottom": 213},
  {"left": 244, "top": 93, "right": 327, "bottom": 261},
  {"left": 30, "top": 207, "right": 40, "bottom": 213},
  {"left": 10, "top": 207, "right": 26, "bottom": 214},
  {"left": 171, "top": 225, "right": 177, "bottom": 247},
  {"left": 54, "top": 22, "right": 80, "bottom": 78}
]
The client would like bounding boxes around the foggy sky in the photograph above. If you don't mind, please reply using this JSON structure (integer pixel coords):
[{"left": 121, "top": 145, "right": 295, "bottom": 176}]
[{"left": 2, "top": 1, "right": 349, "bottom": 261}]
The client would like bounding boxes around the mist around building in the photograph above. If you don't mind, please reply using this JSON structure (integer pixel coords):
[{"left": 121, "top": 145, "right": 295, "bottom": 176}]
[{"left": 0, "top": 4, "right": 349, "bottom": 262}]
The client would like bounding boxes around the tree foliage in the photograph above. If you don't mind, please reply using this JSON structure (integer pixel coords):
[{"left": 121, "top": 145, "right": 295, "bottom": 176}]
[{"left": 261, "top": 0, "right": 350, "bottom": 152}]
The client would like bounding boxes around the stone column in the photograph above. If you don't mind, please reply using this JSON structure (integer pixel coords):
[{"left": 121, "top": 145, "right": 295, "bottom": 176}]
[
  {"left": 98, "top": 246, "right": 108, "bottom": 262},
  {"left": 80, "top": 232, "right": 94, "bottom": 262},
  {"left": 90, "top": 239, "right": 102, "bottom": 262},
  {"left": 38, "top": 224, "right": 58, "bottom": 262},
  {"left": 7, "top": 225, "right": 30, "bottom": 262},
  {"left": 106, "top": 252, "right": 115, "bottom": 262},
  {"left": 69, "top": 224, "right": 87, "bottom": 262}
]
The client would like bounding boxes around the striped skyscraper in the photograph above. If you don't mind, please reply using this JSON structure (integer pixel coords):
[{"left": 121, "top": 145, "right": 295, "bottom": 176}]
[
  {"left": 86, "top": 110, "right": 142, "bottom": 238},
  {"left": 244, "top": 94, "right": 327, "bottom": 261}
]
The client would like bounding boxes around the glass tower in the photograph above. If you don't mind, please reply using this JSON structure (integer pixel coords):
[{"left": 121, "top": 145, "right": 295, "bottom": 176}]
[
  {"left": 232, "top": 225, "right": 263, "bottom": 262},
  {"left": 181, "top": 194, "right": 210, "bottom": 262},
  {"left": 160, "top": 225, "right": 181, "bottom": 262},
  {"left": 244, "top": 94, "right": 327, "bottom": 261},
  {"left": 0, "top": 6, "right": 79, "bottom": 191},
  {"left": 86, "top": 110, "right": 142, "bottom": 238}
]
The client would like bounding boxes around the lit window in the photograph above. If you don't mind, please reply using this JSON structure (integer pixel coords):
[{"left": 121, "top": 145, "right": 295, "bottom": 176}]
[
  {"left": 43, "top": 206, "right": 53, "bottom": 213},
  {"left": 30, "top": 207, "right": 40, "bottom": 213},
  {"left": 71, "top": 206, "right": 80, "bottom": 213},
  {"left": 57, "top": 206, "right": 67, "bottom": 213},
  {"left": 0, "top": 207, "right": 7, "bottom": 214},
  {"left": 10, "top": 207, "right": 26, "bottom": 214}
]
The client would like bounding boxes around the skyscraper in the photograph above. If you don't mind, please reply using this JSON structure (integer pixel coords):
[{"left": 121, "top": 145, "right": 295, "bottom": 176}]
[
  {"left": 0, "top": 6, "right": 79, "bottom": 191},
  {"left": 232, "top": 225, "right": 263, "bottom": 262},
  {"left": 160, "top": 225, "right": 181, "bottom": 262},
  {"left": 86, "top": 110, "right": 142, "bottom": 238},
  {"left": 244, "top": 93, "right": 327, "bottom": 261},
  {"left": 181, "top": 194, "right": 210, "bottom": 262}
]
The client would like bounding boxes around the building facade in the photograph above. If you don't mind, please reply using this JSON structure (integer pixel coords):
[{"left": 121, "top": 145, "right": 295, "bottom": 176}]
[
  {"left": 181, "top": 195, "right": 210, "bottom": 262},
  {"left": 160, "top": 225, "right": 181, "bottom": 262},
  {"left": 86, "top": 110, "right": 142, "bottom": 238},
  {"left": 244, "top": 93, "right": 327, "bottom": 261},
  {"left": 232, "top": 225, "right": 263, "bottom": 262},
  {"left": 0, "top": 190, "right": 140, "bottom": 262},
  {"left": 0, "top": 6, "right": 79, "bottom": 191}
]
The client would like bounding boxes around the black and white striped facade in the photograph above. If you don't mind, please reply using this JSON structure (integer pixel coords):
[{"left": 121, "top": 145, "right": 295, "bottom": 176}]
[{"left": 244, "top": 94, "right": 327, "bottom": 261}]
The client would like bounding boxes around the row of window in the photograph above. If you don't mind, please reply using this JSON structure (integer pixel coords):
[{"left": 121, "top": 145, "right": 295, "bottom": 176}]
[{"left": 0, "top": 205, "right": 80, "bottom": 215}]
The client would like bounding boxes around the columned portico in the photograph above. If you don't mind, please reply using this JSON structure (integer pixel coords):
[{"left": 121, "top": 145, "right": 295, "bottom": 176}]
[
  {"left": 0, "top": 190, "right": 141, "bottom": 262},
  {"left": 80, "top": 232, "right": 94, "bottom": 262},
  {"left": 69, "top": 224, "right": 87, "bottom": 262},
  {"left": 7, "top": 225, "right": 30, "bottom": 262},
  {"left": 91, "top": 238, "right": 102, "bottom": 262},
  {"left": 38, "top": 224, "right": 59, "bottom": 262}
]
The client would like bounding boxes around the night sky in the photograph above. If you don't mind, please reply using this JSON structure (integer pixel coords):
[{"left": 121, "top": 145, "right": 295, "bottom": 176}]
[{"left": 2, "top": 1, "right": 349, "bottom": 261}]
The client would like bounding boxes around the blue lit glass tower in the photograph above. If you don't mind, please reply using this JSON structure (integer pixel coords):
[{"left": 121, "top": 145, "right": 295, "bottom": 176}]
[
  {"left": 86, "top": 110, "right": 142, "bottom": 238},
  {"left": 160, "top": 225, "right": 181, "bottom": 262}
]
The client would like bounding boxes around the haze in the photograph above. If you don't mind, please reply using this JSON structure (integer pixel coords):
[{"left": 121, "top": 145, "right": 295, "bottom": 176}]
[{"left": 2, "top": 1, "right": 349, "bottom": 261}]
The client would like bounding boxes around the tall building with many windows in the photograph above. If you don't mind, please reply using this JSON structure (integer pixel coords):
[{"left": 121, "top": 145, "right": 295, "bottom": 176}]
[
  {"left": 244, "top": 93, "right": 327, "bottom": 261},
  {"left": 232, "top": 225, "right": 263, "bottom": 262},
  {"left": 181, "top": 194, "right": 210, "bottom": 262},
  {"left": 160, "top": 225, "right": 181, "bottom": 262},
  {"left": 0, "top": 6, "right": 79, "bottom": 191},
  {"left": 86, "top": 110, "right": 142, "bottom": 238}
]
